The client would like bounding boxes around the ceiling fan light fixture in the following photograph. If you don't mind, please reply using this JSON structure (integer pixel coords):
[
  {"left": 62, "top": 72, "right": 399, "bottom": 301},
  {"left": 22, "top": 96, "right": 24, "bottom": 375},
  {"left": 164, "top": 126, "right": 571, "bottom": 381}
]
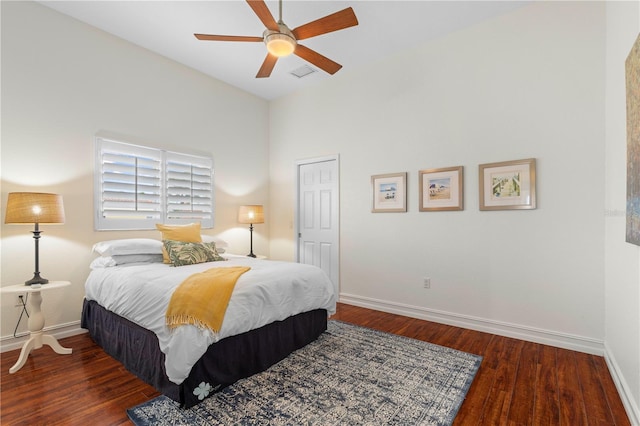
[
  {"left": 266, "top": 36, "right": 295, "bottom": 57},
  {"left": 195, "top": 1, "right": 358, "bottom": 79},
  {"left": 264, "top": 27, "right": 297, "bottom": 57}
]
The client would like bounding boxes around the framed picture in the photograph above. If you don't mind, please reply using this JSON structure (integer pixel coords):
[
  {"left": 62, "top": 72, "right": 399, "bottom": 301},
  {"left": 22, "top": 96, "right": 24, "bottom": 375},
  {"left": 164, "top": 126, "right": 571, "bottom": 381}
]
[
  {"left": 479, "top": 158, "right": 536, "bottom": 210},
  {"left": 371, "top": 172, "right": 407, "bottom": 212},
  {"left": 419, "top": 166, "right": 463, "bottom": 211},
  {"left": 626, "top": 33, "right": 640, "bottom": 245}
]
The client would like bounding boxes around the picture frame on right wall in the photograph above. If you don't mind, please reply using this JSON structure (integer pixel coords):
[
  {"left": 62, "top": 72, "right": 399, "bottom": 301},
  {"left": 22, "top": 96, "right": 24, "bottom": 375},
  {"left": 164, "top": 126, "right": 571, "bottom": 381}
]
[
  {"left": 419, "top": 166, "right": 463, "bottom": 211},
  {"left": 371, "top": 172, "right": 407, "bottom": 213},
  {"left": 625, "top": 33, "right": 640, "bottom": 246},
  {"left": 479, "top": 158, "right": 536, "bottom": 211}
]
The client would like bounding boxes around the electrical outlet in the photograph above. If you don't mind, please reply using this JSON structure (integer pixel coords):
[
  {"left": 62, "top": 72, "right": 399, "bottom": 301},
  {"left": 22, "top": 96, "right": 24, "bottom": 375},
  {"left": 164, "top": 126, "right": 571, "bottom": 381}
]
[
  {"left": 423, "top": 277, "right": 431, "bottom": 289},
  {"left": 14, "top": 293, "right": 26, "bottom": 308}
]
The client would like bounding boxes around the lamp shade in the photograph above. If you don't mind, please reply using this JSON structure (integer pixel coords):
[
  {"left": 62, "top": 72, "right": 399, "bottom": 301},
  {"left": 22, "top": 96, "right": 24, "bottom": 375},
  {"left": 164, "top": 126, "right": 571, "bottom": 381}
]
[
  {"left": 5, "top": 192, "right": 65, "bottom": 224},
  {"left": 238, "top": 205, "right": 264, "bottom": 224}
]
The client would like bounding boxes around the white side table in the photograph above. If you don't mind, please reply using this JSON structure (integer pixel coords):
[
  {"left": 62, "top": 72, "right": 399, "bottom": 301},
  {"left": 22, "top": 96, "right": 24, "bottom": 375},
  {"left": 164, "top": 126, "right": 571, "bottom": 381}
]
[{"left": 1, "top": 281, "right": 73, "bottom": 373}]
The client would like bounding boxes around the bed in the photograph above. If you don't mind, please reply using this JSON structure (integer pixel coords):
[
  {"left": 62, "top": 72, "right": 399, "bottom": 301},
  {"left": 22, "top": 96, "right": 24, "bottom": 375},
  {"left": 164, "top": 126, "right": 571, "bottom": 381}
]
[{"left": 81, "top": 237, "right": 336, "bottom": 408}]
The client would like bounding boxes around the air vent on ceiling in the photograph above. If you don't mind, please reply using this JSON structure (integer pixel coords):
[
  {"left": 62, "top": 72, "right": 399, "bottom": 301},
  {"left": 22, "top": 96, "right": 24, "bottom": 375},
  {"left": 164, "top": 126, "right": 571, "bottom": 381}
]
[{"left": 290, "top": 65, "right": 317, "bottom": 79}]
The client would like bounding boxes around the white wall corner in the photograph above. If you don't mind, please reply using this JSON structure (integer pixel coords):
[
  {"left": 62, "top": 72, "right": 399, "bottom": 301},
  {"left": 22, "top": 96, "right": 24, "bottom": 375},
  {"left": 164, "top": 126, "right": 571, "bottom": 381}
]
[{"left": 604, "top": 342, "right": 640, "bottom": 425}]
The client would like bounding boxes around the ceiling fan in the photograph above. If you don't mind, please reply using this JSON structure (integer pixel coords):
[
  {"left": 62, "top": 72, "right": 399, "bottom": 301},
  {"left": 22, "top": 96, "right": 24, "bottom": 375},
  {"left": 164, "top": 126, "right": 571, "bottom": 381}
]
[{"left": 194, "top": 0, "right": 358, "bottom": 78}]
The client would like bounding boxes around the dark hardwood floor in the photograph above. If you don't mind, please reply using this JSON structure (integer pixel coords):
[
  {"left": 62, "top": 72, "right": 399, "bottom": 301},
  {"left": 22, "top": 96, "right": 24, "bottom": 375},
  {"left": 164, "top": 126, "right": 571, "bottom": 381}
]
[{"left": 0, "top": 303, "right": 631, "bottom": 425}]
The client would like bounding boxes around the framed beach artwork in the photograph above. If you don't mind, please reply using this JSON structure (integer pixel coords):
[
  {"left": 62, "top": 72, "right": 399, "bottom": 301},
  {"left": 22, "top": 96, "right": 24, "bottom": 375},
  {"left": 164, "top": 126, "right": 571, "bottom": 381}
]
[
  {"left": 626, "top": 33, "right": 640, "bottom": 246},
  {"left": 479, "top": 158, "right": 536, "bottom": 211},
  {"left": 371, "top": 172, "right": 407, "bottom": 212},
  {"left": 419, "top": 166, "right": 463, "bottom": 211}
]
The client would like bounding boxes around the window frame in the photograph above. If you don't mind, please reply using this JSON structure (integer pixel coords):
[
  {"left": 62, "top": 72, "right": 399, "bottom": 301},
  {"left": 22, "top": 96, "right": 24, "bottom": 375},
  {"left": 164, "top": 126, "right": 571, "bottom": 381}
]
[{"left": 94, "top": 137, "right": 214, "bottom": 231}]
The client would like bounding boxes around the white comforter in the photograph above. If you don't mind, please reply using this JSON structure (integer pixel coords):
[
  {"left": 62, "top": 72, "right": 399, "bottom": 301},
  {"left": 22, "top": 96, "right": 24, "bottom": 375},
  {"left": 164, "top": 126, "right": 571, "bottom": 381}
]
[{"left": 84, "top": 255, "right": 336, "bottom": 384}]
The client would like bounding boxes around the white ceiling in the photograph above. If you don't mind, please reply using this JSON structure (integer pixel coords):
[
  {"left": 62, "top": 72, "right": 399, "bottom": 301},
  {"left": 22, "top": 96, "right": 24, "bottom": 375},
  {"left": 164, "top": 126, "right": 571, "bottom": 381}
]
[{"left": 39, "top": 1, "right": 528, "bottom": 101}]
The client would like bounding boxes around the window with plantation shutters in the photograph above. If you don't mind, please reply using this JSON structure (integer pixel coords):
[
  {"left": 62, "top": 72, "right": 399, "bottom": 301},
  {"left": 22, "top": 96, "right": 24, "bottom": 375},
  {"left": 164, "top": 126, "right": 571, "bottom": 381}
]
[
  {"left": 165, "top": 152, "right": 213, "bottom": 223},
  {"left": 95, "top": 137, "right": 214, "bottom": 230}
]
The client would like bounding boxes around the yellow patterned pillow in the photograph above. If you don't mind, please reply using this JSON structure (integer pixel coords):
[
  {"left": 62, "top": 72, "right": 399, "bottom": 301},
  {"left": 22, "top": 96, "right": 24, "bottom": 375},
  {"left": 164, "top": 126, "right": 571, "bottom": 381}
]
[{"left": 156, "top": 223, "right": 202, "bottom": 263}]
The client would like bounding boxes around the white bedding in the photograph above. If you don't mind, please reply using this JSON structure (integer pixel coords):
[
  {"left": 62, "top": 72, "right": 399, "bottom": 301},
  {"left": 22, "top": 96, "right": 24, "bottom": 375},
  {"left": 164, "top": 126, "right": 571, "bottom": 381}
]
[{"left": 84, "top": 255, "right": 336, "bottom": 384}]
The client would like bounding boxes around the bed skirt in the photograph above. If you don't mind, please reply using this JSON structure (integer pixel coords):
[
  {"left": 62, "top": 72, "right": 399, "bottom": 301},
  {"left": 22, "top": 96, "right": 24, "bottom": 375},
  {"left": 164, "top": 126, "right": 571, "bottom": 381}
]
[{"left": 81, "top": 299, "right": 327, "bottom": 408}]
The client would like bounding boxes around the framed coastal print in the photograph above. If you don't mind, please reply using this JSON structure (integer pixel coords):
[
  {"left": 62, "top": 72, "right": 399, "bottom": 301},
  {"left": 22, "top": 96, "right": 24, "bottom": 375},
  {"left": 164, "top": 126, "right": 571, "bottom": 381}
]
[
  {"left": 371, "top": 172, "right": 407, "bottom": 212},
  {"left": 419, "top": 166, "right": 463, "bottom": 211},
  {"left": 626, "top": 33, "right": 640, "bottom": 245},
  {"left": 479, "top": 158, "right": 536, "bottom": 211}
]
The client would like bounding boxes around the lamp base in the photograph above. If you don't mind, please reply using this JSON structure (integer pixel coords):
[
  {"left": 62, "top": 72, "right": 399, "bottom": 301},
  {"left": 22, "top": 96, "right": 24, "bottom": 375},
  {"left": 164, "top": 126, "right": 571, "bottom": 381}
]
[
  {"left": 246, "top": 223, "right": 256, "bottom": 258},
  {"left": 25, "top": 273, "right": 48, "bottom": 286}
]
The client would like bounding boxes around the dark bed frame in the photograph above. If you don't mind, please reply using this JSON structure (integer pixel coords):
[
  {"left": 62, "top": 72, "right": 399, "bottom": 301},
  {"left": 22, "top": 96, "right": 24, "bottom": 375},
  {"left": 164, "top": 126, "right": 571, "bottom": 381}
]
[{"left": 81, "top": 299, "right": 327, "bottom": 408}]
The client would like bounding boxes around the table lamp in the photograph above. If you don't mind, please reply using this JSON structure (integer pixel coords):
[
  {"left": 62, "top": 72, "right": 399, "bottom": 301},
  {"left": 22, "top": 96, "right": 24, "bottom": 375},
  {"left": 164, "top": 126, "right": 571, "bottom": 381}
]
[
  {"left": 238, "top": 205, "right": 264, "bottom": 258},
  {"left": 5, "top": 192, "right": 65, "bottom": 285}
]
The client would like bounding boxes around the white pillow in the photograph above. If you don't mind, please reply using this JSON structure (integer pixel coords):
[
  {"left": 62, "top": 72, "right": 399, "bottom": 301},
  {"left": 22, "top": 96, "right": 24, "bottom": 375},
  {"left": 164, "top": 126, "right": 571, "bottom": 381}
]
[
  {"left": 90, "top": 253, "right": 164, "bottom": 269},
  {"left": 112, "top": 253, "right": 164, "bottom": 264},
  {"left": 200, "top": 235, "right": 228, "bottom": 252},
  {"left": 90, "top": 257, "right": 117, "bottom": 268},
  {"left": 92, "top": 238, "right": 163, "bottom": 257}
]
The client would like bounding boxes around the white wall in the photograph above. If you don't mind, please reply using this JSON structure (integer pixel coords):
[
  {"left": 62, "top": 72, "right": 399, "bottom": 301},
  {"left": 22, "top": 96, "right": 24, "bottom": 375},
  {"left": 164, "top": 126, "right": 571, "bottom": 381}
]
[
  {"left": 605, "top": 1, "right": 640, "bottom": 423},
  {"left": 270, "top": 1, "right": 640, "bottom": 420},
  {"left": 2, "top": 0, "right": 638, "bottom": 422},
  {"left": 0, "top": 2, "right": 270, "bottom": 342},
  {"left": 270, "top": 1, "right": 606, "bottom": 350}
]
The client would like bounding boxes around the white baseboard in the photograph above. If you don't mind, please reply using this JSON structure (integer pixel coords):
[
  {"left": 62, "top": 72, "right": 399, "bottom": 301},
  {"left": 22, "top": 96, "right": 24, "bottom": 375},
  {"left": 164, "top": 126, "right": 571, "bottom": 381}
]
[
  {"left": 604, "top": 343, "right": 640, "bottom": 426},
  {"left": 0, "top": 320, "right": 86, "bottom": 353},
  {"left": 338, "top": 293, "right": 604, "bottom": 355}
]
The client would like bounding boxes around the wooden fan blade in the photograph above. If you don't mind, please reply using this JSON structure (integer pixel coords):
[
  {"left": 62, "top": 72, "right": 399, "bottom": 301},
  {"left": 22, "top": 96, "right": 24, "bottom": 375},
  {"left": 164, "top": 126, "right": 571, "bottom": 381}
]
[
  {"left": 294, "top": 44, "right": 342, "bottom": 75},
  {"left": 256, "top": 54, "right": 278, "bottom": 78},
  {"left": 195, "top": 34, "right": 263, "bottom": 42},
  {"left": 246, "top": 0, "right": 279, "bottom": 32},
  {"left": 292, "top": 7, "right": 358, "bottom": 41}
]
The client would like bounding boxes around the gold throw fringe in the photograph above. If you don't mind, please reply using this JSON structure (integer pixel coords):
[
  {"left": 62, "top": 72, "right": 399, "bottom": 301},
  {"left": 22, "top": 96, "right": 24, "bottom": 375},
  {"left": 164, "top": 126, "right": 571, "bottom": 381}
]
[{"left": 165, "top": 266, "right": 251, "bottom": 333}]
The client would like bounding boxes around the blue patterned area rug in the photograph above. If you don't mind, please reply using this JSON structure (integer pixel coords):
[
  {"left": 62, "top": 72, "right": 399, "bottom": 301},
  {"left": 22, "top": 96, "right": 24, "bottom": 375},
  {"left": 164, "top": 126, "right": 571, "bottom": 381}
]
[{"left": 127, "top": 320, "right": 482, "bottom": 426}]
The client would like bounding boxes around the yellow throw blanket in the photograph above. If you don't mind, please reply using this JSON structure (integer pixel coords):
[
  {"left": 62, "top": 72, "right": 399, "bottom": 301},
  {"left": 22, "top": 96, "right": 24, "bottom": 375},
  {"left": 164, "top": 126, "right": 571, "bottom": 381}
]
[{"left": 166, "top": 266, "right": 251, "bottom": 333}]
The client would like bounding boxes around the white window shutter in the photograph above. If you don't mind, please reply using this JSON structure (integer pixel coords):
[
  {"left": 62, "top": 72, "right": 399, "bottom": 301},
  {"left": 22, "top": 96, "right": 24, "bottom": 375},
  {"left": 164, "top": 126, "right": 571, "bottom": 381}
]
[{"left": 165, "top": 152, "right": 213, "bottom": 227}]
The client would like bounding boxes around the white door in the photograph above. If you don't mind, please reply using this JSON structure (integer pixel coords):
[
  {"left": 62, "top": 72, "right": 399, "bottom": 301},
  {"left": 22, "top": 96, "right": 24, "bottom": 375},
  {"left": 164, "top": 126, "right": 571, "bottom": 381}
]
[{"left": 296, "top": 156, "right": 339, "bottom": 296}]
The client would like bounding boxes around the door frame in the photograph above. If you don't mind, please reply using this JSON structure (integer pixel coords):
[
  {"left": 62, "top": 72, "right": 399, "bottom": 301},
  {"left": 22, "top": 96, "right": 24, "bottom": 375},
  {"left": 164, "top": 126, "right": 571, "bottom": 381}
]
[{"left": 294, "top": 154, "right": 340, "bottom": 295}]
